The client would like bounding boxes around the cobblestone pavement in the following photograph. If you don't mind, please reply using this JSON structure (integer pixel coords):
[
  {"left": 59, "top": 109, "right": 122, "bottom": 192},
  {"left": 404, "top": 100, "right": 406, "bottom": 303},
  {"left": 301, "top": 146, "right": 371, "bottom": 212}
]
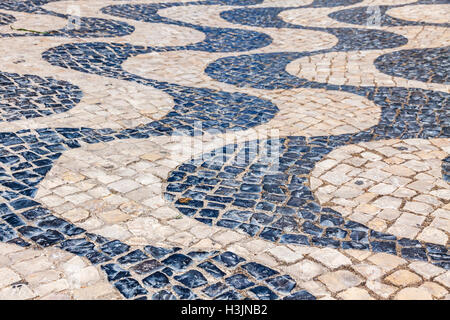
[{"left": 0, "top": 0, "right": 448, "bottom": 300}]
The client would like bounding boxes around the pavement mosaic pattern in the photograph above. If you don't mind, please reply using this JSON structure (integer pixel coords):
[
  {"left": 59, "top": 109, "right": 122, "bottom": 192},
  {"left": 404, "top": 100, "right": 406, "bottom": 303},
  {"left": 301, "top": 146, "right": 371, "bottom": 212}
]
[{"left": 0, "top": 0, "right": 448, "bottom": 300}]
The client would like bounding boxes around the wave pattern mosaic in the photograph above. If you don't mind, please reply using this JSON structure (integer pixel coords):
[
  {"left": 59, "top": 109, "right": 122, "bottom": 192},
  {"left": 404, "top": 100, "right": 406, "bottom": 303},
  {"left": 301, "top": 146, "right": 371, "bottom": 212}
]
[{"left": 0, "top": 0, "right": 448, "bottom": 300}]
